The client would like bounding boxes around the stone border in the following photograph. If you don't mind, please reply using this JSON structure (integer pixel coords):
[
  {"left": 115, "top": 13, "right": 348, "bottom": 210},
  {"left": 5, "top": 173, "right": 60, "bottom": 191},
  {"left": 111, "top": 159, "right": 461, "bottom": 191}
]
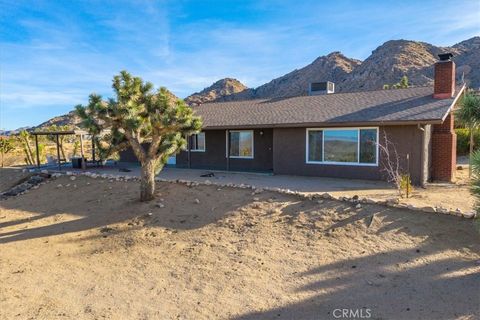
[{"left": 31, "top": 170, "right": 479, "bottom": 220}]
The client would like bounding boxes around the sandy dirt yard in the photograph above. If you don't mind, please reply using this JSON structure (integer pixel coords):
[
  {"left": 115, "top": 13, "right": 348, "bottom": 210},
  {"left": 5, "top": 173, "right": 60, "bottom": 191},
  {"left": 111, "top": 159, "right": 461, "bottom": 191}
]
[
  {"left": 0, "top": 168, "right": 31, "bottom": 193},
  {"left": 0, "top": 175, "right": 479, "bottom": 320}
]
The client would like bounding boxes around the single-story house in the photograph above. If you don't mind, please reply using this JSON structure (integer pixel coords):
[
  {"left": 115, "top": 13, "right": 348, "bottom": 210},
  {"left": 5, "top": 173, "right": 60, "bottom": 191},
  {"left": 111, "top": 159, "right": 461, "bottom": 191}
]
[{"left": 120, "top": 54, "right": 463, "bottom": 185}]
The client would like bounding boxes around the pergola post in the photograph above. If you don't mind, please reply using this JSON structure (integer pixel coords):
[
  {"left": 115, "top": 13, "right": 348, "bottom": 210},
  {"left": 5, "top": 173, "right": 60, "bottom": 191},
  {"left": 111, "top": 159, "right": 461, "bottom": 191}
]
[
  {"left": 79, "top": 134, "right": 85, "bottom": 158},
  {"left": 35, "top": 134, "right": 40, "bottom": 167},
  {"left": 56, "top": 134, "right": 61, "bottom": 171}
]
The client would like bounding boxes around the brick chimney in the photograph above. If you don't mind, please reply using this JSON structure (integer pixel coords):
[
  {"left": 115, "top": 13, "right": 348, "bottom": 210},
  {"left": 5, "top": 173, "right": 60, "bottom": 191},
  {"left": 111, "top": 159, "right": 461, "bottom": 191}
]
[
  {"left": 433, "top": 53, "right": 455, "bottom": 99},
  {"left": 431, "top": 52, "right": 457, "bottom": 182}
]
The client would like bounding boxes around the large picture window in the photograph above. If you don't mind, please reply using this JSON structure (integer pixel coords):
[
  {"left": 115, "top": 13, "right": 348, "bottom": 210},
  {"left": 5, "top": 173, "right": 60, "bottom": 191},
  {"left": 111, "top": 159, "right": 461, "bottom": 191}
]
[
  {"left": 306, "top": 127, "right": 378, "bottom": 165},
  {"left": 228, "top": 130, "right": 254, "bottom": 158},
  {"left": 190, "top": 132, "right": 205, "bottom": 152}
]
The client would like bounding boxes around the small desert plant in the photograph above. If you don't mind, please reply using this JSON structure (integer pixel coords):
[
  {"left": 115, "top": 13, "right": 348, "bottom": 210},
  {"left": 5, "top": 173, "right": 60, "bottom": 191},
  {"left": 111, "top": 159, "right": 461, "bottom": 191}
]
[
  {"left": 383, "top": 75, "right": 409, "bottom": 90},
  {"left": 399, "top": 174, "right": 413, "bottom": 198}
]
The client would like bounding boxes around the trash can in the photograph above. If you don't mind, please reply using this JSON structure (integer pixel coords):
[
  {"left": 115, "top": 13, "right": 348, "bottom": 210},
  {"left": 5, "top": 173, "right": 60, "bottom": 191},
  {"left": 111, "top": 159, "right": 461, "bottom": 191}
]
[{"left": 71, "top": 157, "right": 85, "bottom": 169}]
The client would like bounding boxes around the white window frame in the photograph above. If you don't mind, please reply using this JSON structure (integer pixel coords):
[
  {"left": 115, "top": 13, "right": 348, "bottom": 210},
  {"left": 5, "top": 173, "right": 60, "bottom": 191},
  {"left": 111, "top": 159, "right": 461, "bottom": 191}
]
[
  {"left": 226, "top": 130, "right": 254, "bottom": 159},
  {"left": 190, "top": 132, "right": 206, "bottom": 152},
  {"left": 305, "top": 127, "right": 379, "bottom": 166}
]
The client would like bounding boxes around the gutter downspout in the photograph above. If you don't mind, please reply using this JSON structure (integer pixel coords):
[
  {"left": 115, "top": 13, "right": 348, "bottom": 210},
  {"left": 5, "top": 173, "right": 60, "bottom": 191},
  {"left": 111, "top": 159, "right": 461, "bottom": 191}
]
[
  {"left": 226, "top": 129, "right": 230, "bottom": 171},
  {"left": 187, "top": 135, "right": 191, "bottom": 169}
]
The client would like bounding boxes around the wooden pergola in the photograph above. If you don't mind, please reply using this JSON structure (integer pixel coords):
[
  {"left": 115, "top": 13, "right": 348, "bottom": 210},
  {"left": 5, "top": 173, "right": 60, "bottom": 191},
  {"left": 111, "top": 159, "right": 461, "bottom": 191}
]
[{"left": 31, "top": 129, "right": 95, "bottom": 170}]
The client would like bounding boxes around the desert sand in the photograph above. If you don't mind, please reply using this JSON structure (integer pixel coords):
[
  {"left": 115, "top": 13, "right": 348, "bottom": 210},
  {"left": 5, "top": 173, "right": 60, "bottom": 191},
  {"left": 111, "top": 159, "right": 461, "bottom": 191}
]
[{"left": 0, "top": 174, "right": 479, "bottom": 319}]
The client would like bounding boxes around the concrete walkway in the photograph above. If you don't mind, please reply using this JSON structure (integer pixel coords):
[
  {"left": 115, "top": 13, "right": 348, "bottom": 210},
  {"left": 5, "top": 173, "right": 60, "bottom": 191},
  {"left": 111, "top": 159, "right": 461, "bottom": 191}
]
[
  {"left": 65, "top": 163, "right": 399, "bottom": 198},
  {"left": 59, "top": 163, "right": 473, "bottom": 212}
]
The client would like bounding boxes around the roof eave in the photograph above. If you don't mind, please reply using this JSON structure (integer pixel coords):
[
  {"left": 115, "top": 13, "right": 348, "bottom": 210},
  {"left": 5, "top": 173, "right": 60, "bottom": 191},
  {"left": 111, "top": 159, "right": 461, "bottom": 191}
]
[
  {"left": 440, "top": 84, "right": 466, "bottom": 122},
  {"left": 201, "top": 119, "right": 444, "bottom": 130}
]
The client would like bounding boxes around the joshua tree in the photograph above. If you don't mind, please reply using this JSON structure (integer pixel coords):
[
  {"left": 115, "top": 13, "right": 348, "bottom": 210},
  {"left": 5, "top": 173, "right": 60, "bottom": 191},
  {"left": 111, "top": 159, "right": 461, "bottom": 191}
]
[
  {"left": 17, "top": 130, "right": 35, "bottom": 165},
  {"left": 0, "top": 136, "right": 15, "bottom": 167},
  {"left": 44, "top": 125, "right": 70, "bottom": 160},
  {"left": 456, "top": 91, "right": 480, "bottom": 177},
  {"left": 76, "top": 71, "right": 202, "bottom": 201}
]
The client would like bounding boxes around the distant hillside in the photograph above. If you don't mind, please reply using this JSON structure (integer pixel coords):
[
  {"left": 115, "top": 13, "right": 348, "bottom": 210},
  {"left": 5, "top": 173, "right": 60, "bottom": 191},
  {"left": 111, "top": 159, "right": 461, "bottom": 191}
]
[
  {"left": 184, "top": 78, "right": 250, "bottom": 106},
  {"left": 35, "top": 110, "right": 81, "bottom": 130}
]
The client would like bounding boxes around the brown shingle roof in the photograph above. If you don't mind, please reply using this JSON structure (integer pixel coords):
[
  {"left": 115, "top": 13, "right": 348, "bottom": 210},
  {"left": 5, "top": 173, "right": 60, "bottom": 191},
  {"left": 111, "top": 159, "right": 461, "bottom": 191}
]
[{"left": 193, "top": 86, "right": 463, "bottom": 129}]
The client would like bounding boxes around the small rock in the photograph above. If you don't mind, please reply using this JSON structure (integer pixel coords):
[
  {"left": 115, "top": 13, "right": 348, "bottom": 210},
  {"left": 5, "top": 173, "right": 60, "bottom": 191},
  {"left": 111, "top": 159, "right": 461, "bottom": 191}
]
[
  {"left": 462, "top": 211, "right": 476, "bottom": 219},
  {"left": 147, "top": 212, "right": 153, "bottom": 216},
  {"left": 317, "top": 200, "right": 324, "bottom": 204},
  {"left": 156, "top": 203, "right": 165, "bottom": 208},
  {"left": 194, "top": 198, "right": 200, "bottom": 204},
  {"left": 436, "top": 207, "right": 448, "bottom": 214},
  {"left": 70, "top": 176, "right": 77, "bottom": 181},
  {"left": 386, "top": 198, "right": 399, "bottom": 205},
  {"left": 100, "top": 226, "right": 114, "bottom": 233},
  {"left": 422, "top": 206, "right": 436, "bottom": 213},
  {"left": 253, "top": 197, "right": 260, "bottom": 201},
  {"left": 56, "top": 184, "right": 63, "bottom": 188},
  {"left": 355, "top": 203, "right": 362, "bottom": 209}
]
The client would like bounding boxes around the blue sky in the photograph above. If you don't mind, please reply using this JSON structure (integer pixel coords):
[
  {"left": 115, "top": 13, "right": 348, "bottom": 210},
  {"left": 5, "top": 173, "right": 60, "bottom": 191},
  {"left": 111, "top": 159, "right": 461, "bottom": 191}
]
[{"left": 0, "top": 0, "right": 479, "bottom": 130}]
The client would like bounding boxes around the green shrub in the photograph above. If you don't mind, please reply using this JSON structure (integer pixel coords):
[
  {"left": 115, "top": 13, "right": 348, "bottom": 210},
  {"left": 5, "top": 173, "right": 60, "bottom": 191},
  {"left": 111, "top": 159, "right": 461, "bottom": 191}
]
[
  {"left": 399, "top": 174, "right": 413, "bottom": 198},
  {"left": 456, "top": 128, "right": 480, "bottom": 155}
]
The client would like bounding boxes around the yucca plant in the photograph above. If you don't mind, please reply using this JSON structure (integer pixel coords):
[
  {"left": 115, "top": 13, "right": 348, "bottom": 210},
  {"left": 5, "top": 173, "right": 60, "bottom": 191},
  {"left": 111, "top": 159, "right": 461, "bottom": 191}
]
[{"left": 456, "top": 91, "right": 480, "bottom": 177}]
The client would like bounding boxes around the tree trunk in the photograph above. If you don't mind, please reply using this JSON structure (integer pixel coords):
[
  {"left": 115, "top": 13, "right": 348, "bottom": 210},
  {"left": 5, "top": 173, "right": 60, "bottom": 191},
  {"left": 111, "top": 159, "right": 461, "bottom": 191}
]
[
  {"left": 469, "top": 127, "right": 474, "bottom": 178},
  {"left": 140, "top": 159, "right": 156, "bottom": 201}
]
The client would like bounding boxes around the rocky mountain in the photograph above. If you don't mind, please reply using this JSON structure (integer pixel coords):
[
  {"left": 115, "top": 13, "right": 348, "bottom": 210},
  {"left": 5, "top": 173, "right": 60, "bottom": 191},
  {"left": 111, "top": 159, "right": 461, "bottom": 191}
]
[
  {"left": 184, "top": 78, "right": 250, "bottom": 106},
  {"left": 184, "top": 36, "right": 479, "bottom": 103},
  {"left": 253, "top": 52, "right": 361, "bottom": 98},
  {"left": 452, "top": 37, "right": 480, "bottom": 90}
]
